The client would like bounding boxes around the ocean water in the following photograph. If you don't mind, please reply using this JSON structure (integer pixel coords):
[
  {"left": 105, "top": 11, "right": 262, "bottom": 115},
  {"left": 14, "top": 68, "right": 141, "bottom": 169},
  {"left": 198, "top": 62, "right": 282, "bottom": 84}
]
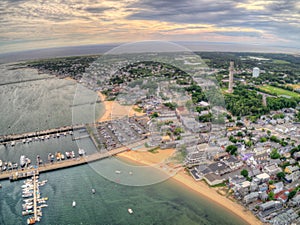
[
  {"left": 0, "top": 161, "right": 248, "bottom": 225},
  {"left": 0, "top": 64, "right": 248, "bottom": 225}
]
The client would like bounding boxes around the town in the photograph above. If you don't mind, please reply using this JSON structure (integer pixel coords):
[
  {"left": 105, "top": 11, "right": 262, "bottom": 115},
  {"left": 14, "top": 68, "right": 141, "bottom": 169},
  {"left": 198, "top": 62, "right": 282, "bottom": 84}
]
[{"left": 18, "top": 51, "right": 300, "bottom": 225}]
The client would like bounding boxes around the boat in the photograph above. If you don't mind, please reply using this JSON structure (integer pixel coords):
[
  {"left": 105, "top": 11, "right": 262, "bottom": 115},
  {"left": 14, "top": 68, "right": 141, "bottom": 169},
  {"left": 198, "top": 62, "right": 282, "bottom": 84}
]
[
  {"left": 1, "top": 166, "right": 7, "bottom": 171},
  {"left": 0, "top": 160, "right": 2, "bottom": 167},
  {"left": 128, "top": 208, "right": 133, "bottom": 214},
  {"left": 78, "top": 148, "right": 85, "bottom": 156},
  {"left": 7, "top": 162, "right": 12, "bottom": 170},
  {"left": 13, "top": 162, "right": 18, "bottom": 169},
  {"left": 27, "top": 217, "right": 36, "bottom": 225},
  {"left": 71, "top": 151, "right": 75, "bottom": 158},
  {"left": 0, "top": 184, "right": 2, "bottom": 188},
  {"left": 92, "top": 189, "right": 96, "bottom": 194},
  {"left": 20, "top": 155, "right": 26, "bottom": 167},
  {"left": 61, "top": 153, "right": 65, "bottom": 160},
  {"left": 65, "top": 152, "right": 70, "bottom": 158},
  {"left": 72, "top": 200, "right": 76, "bottom": 207},
  {"left": 115, "top": 170, "right": 121, "bottom": 174},
  {"left": 11, "top": 141, "right": 15, "bottom": 147},
  {"left": 55, "top": 152, "right": 61, "bottom": 161}
]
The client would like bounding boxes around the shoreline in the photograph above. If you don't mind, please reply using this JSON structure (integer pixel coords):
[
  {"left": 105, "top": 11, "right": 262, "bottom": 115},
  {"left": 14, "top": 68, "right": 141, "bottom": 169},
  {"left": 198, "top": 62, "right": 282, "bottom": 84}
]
[
  {"left": 97, "top": 91, "right": 145, "bottom": 122},
  {"left": 117, "top": 150, "right": 262, "bottom": 225}
]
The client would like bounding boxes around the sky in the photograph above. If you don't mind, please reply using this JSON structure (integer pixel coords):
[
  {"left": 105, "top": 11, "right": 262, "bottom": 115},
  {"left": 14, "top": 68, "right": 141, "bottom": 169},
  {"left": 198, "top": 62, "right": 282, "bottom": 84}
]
[{"left": 1, "top": 0, "right": 300, "bottom": 53}]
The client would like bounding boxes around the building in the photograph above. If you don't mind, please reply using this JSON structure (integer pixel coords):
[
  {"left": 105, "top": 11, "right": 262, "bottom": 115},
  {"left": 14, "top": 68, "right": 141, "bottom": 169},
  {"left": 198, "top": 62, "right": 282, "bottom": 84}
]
[
  {"left": 259, "top": 200, "right": 282, "bottom": 217},
  {"left": 228, "top": 61, "right": 234, "bottom": 93},
  {"left": 252, "top": 67, "right": 260, "bottom": 77},
  {"left": 244, "top": 192, "right": 259, "bottom": 204},
  {"left": 203, "top": 173, "right": 224, "bottom": 186}
]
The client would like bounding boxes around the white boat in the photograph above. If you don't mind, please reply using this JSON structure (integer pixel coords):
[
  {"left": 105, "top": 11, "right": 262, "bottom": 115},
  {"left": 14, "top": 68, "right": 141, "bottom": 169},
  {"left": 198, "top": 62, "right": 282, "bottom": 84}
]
[
  {"left": 0, "top": 160, "right": 2, "bottom": 167},
  {"left": 128, "top": 208, "right": 133, "bottom": 214},
  {"left": 78, "top": 148, "right": 85, "bottom": 156},
  {"left": 20, "top": 155, "right": 26, "bottom": 167},
  {"left": 72, "top": 200, "right": 76, "bottom": 207},
  {"left": 92, "top": 189, "right": 96, "bottom": 194},
  {"left": 115, "top": 170, "right": 121, "bottom": 174},
  {"left": 11, "top": 141, "right": 15, "bottom": 147}
]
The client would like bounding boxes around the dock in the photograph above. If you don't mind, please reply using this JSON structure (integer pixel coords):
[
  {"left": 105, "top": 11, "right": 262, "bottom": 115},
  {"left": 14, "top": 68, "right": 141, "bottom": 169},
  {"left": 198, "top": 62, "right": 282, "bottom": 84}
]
[
  {"left": 0, "top": 138, "right": 148, "bottom": 181},
  {"left": 33, "top": 173, "right": 38, "bottom": 222},
  {"left": 0, "top": 124, "right": 86, "bottom": 145}
]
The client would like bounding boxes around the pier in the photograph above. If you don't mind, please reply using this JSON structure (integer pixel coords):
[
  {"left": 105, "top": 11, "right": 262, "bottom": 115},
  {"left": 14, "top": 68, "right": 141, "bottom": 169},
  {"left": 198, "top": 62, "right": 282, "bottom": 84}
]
[
  {"left": 0, "top": 138, "right": 148, "bottom": 181},
  {"left": 0, "top": 77, "right": 55, "bottom": 87},
  {"left": 0, "top": 124, "right": 86, "bottom": 145},
  {"left": 33, "top": 173, "right": 38, "bottom": 222}
]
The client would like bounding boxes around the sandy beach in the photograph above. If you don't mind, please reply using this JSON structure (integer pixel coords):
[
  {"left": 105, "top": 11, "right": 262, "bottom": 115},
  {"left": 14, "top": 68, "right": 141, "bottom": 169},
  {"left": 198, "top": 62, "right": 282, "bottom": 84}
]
[
  {"left": 117, "top": 149, "right": 262, "bottom": 225},
  {"left": 97, "top": 92, "right": 145, "bottom": 122}
]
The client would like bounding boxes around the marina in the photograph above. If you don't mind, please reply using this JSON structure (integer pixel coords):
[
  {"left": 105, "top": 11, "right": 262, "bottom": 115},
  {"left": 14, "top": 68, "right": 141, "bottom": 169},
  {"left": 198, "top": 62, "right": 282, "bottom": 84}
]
[
  {"left": 21, "top": 172, "right": 48, "bottom": 224},
  {"left": 0, "top": 139, "right": 148, "bottom": 182}
]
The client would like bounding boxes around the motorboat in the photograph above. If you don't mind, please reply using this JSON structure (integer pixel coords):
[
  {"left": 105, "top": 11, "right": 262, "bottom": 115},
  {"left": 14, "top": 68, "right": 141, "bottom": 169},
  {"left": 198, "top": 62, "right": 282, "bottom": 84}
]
[
  {"left": 20, "top": 155, "right": 26, "bottom": 167},
  {"left": 72, "top": 200, "right": 76, "bottom": 207},
  {"left": 128, "top": 208, "right": 133, "bottom": 214}
]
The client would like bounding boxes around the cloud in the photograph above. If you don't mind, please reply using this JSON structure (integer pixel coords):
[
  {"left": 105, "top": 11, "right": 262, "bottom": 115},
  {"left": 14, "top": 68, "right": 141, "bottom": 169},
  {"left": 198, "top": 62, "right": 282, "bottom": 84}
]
[{"left": 0, "top": 0, "right": 299, "bottom": 53}]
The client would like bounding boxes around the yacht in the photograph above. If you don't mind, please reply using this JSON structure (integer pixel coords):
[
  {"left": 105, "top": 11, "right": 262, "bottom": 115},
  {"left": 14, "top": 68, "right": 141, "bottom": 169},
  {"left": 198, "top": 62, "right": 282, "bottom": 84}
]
[
  {"left": 72, "top": 200, "right": 76, "bottom": 207},
  {"left": 20, "top": 155, "right": 26, "bottom": 167}
]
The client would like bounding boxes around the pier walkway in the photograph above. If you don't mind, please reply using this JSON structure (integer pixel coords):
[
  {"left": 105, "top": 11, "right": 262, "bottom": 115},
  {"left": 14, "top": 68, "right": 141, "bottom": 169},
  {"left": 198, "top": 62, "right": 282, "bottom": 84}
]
[
  {"left": 0, "top": 124, "right": 86, "bottom": 145},
  {"left": 0, "top": 139, "right": 148, "bottom": 181}
]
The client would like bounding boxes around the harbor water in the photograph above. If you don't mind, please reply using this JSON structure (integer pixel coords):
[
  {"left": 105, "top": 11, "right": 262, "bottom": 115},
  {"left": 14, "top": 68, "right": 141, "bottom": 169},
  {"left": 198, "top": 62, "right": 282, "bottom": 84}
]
[{"left": 0, "top": 64, "right": 247, "bottom": 225}]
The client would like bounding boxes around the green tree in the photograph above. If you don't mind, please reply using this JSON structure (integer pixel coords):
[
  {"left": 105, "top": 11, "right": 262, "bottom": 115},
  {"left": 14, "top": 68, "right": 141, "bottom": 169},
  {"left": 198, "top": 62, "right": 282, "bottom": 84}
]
[
  {"left": 288, "top": 190, "right": 297, "bottom": 201},
  {"left": 270, "top": 149, "right": 281, "bottom": 159},
  {"left": 241, "top": 169, "right": 249, "bottom": 178},
  {"left": 226, "top": 145, "right": 238, "bottom": 155},
  {"left": 268, "top": 191, "right": 275, "bottom": 200},
  {"left": 276, "top": 172, "right": 285, "bottom": 180}
]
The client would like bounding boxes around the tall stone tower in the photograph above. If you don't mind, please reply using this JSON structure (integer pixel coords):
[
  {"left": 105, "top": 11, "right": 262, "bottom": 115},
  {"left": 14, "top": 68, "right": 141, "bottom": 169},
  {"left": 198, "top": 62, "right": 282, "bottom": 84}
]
[{"left": 228, "top": 61, "right": 234, "bottom": 93}]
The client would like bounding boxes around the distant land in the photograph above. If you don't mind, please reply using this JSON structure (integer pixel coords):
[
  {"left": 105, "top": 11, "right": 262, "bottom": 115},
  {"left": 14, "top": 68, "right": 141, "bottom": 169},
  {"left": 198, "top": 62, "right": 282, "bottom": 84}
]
[{"left": 1, "top": 41, "right": 299, "bottom": 64}]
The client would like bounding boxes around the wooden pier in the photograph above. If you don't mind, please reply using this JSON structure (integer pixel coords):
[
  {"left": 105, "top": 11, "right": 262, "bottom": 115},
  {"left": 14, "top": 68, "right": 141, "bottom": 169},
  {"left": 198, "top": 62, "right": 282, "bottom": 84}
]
[
  {"left": 0, "top": 124, "right": 86, "bottom": 145},
  {"left": 0, "top": 139, "right": 148, "bottom": 182}
]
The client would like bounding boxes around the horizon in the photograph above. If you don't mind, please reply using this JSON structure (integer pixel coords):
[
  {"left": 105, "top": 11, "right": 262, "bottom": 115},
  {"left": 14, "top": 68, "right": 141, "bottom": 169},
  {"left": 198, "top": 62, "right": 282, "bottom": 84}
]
[
  {"left": 1, "top": 0, "right": 300, "bottom": 55},
  {"left": 1, "top": 41, "right": 299, "bottom": 64}
]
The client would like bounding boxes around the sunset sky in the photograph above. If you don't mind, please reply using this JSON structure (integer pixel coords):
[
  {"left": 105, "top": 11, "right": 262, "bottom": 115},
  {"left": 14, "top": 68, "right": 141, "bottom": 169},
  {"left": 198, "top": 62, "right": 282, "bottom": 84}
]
[{"left": 1, "top": 0, "right": 300, "bottom": 53}]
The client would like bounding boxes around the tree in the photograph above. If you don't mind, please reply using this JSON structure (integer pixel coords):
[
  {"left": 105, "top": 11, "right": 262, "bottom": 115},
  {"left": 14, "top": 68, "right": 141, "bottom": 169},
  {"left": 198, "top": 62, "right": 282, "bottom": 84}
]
[
  {"left": 270, "top": 148, "right": 281, "bottom": 159},
  {"left": 245, "top": 140, "right": 253, "bottom": 147},
  {"left": 226, "top": 145, "right": 238, "bottom": 155},
  {"left": 241, "top": 169, "right": 249, "bottom": 178},
  {"left": 268, "top": 191, "right": 275, "bottom": 200},
  {"left": 151, "top": 112, "right": 159, "bottom": 118},
  {"left": 276, "top": 172, "right": 285, "bottom": 180},
  {"left": 288, "top": 190, "right": 297, "bottom": 201}
]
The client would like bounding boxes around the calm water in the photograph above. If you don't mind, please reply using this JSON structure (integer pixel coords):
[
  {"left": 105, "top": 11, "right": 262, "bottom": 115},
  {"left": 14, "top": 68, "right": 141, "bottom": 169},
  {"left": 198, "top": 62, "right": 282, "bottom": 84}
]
[
  {"left": 0, "top": 64, "right": 247, "bottom": 225},
  {"left": 0, "top": 161, "right": 248, "bottom": 225}
]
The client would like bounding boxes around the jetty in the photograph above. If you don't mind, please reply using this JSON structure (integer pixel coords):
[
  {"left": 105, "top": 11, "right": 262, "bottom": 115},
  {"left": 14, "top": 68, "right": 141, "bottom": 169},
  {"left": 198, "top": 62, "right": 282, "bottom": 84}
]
[
  {"left": 0, "top": 138, "right": 148, "bottom": 182},
  {"left": 0, "top": 124, "right": 86, "bottom": 145}
]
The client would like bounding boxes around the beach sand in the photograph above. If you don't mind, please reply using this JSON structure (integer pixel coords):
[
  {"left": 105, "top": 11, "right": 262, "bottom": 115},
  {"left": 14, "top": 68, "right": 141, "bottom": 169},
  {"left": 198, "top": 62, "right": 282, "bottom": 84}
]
[
  {"left": 117, "top": 149, "right": 262, "bottom": 225},
  {"left": 97, "top": 92, "right": 145, "bottom": 122}
]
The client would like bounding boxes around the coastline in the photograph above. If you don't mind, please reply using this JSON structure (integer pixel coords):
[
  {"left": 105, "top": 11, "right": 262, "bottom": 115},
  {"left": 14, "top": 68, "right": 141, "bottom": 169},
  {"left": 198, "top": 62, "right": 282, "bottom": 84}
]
[
  {"left": 117, "top": 150, "right": 262, "bottom": 225},
  {"left": 97, "top": 91, "right": 145, "bottom": 122}
]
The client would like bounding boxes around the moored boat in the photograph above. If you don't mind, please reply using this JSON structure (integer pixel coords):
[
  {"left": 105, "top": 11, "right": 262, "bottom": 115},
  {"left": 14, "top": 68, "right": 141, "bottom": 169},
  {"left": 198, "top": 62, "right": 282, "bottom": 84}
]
[
  {"left": 20, "top": 155, "right": 26, "bottom": 167},
  {"left": 27, "top": 217, "right": 36, "bottom": 224}
]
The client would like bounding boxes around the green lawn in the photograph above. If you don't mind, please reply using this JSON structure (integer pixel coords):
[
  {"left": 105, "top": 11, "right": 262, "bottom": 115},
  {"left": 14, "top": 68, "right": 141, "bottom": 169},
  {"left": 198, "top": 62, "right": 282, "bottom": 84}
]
[
  {"left": 259, "top": 85, "right": 300, "bottom": 98},
  {"left": 272, "top": 59, "right": 290, "bottom": 64}
]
